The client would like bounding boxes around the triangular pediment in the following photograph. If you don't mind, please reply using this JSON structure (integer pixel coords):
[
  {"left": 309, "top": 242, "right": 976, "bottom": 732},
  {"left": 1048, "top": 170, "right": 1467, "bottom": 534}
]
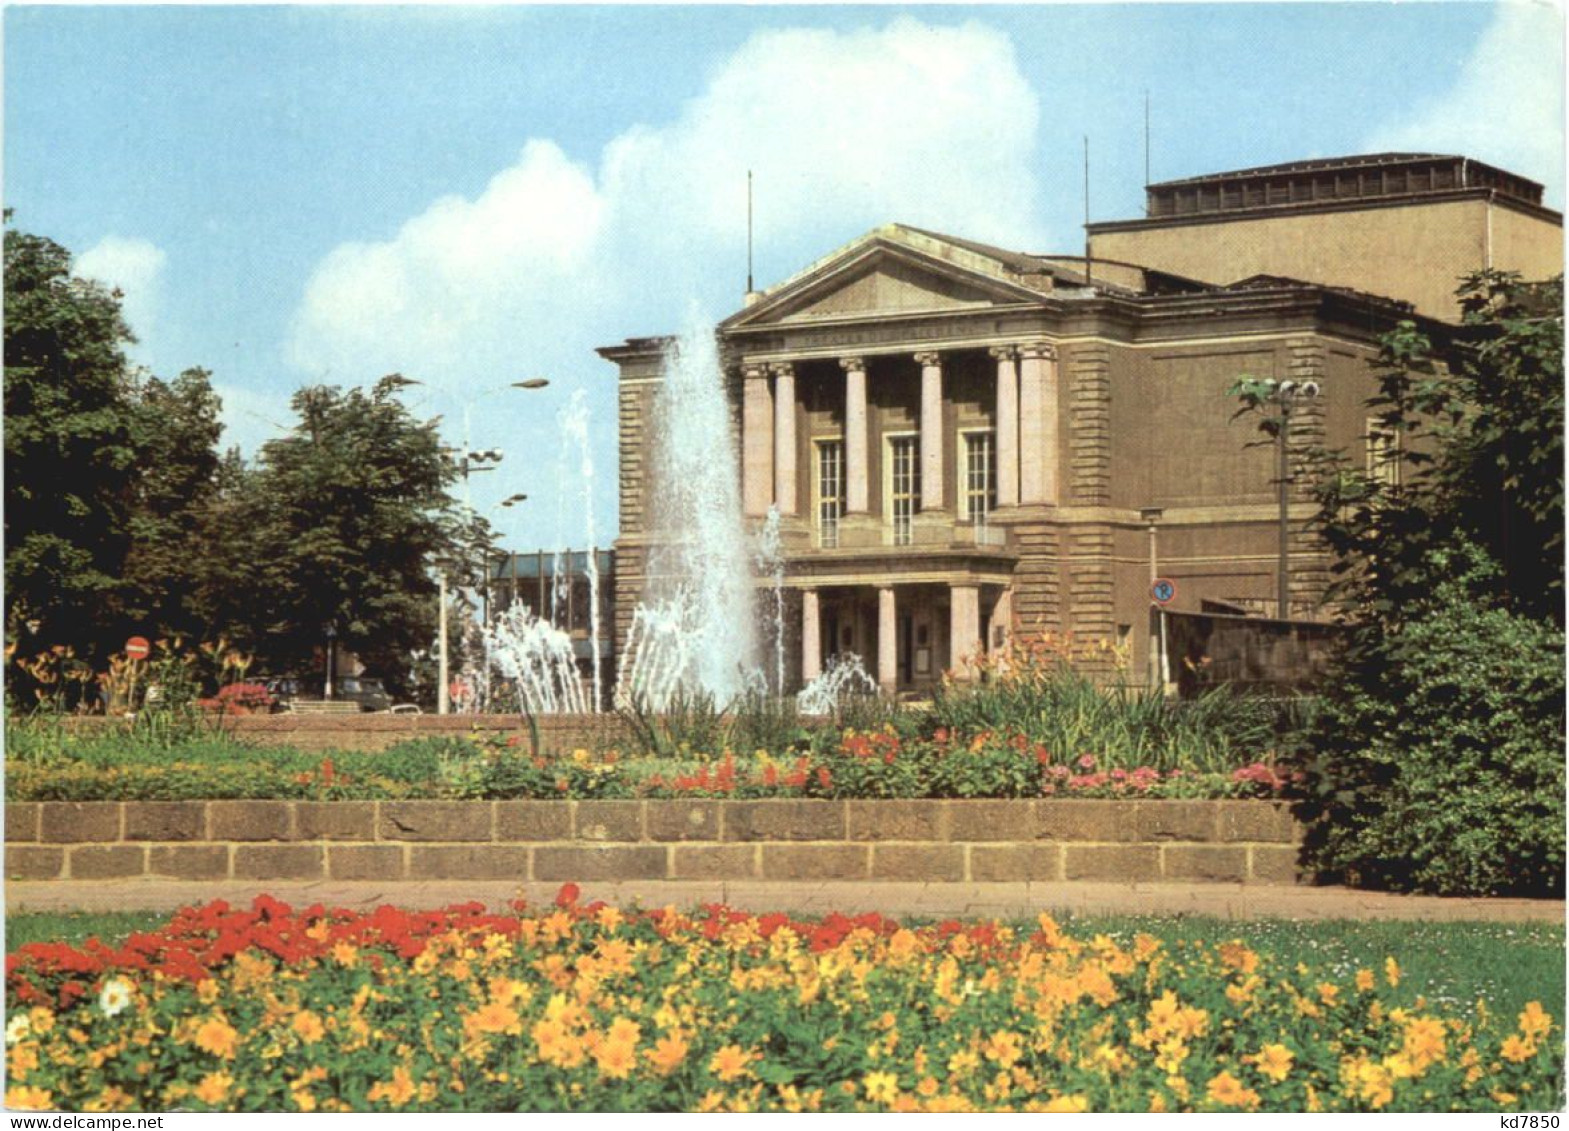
[{"left": 724, "top": 226, "right": 1050, "bottom": 330}]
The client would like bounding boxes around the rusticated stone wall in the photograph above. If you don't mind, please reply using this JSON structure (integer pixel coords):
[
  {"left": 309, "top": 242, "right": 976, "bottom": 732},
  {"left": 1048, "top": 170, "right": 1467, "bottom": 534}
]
[
  {"left": 6, "top": 800, "right": 1304, "bottom": 886},
  {"left": 57, "top": 714, "right": 626, "bottom": 754}
]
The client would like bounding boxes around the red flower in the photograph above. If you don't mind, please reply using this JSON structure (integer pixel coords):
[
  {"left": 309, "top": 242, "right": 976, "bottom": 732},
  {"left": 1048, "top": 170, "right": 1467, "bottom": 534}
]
[{"left": 555, "top": 883, "right": 581, "bottom": 908}]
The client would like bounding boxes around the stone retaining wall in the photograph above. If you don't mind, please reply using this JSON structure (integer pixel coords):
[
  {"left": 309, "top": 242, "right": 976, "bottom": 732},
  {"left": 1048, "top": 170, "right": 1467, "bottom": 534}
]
[
  {"left": 6, "top": 800, "right": 1303, "bottom": 885},
  {"left": 60, "top": 714, "right": 623, "bottom": 753}
]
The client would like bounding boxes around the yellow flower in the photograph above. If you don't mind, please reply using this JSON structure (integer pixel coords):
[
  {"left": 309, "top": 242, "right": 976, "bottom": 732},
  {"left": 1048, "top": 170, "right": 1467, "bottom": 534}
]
[
  {"left": 193, "top": 1072, "right": 233, "bottom": 1106},
  {"left": 1401, "top": 1017, "right": 1446, "bottom": 1071},
  {"left": 6, "top": 1085, "right": 52, "bottom": 1110},
  {"left": 291, "top": 1011, "right": 324, "bottom": 1044},
  {"left": 863, "top": 1071, "right": 900, "bottom": 1105},
  {"left": 1355, "top": 969, "right": 1376, "bottom": 992},
  {"left": 1218, "top": 941, "right": 1259, "bottom": 975},
  {"left": 647, "top": 1034, "right": 689, "bottom": 1075},
  {"left": 464, "top": 1001, "right": 521, "bottom": 1037},
  {"left": 1500, "top": 1035, "right": 1536, "bottom": 1063},
  {"left": 367, "top": 1065, "right": 417, "bottom": 1107},
  {"left": 981, "top": 1031, "right": 1023, "bottom": 1067},
  {"left": 1317, "top": 982, "right": 1340, "bottom": 1006},
  {"left": 593, "top": 1039, "right": 638, "bottom": 1080},
  {"left": 1384, "top": 957, "right": 1401, "bottom": 988},
  {"left": 605, "top": 1017, "right": 642, "bottom": 1049},
  {"left": 1519, "top": 1001, "right": 1553, "bottom": 1040},
  {"left": 709, "top": 1044, "right": 753, "bottom": 1083},
  {"left": 194, "top": 1016, "right": 240, "bottom": 1060},
  {"left": 1206, "top": 1071, "right": 1260, "bottom": 1110},
  {"left": 331, "top": 941, "right": 359, "bottom": 968},
  {"left": 948, "top": 1048, "right": 980, "bottom": 1077},
  {"left": 1252, "top": 1043, "right": 1294, "bottom": 1082}
]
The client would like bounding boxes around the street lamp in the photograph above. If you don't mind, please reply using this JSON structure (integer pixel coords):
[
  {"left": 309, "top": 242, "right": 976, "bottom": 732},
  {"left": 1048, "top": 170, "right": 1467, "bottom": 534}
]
[
  {"left": 405, "top": 378, "right": 549, "bottom": 714},
  {"left": 1256, "top": 378, "right": 1321, "bottom": 619},
  {"left": 324, "top": 622, "right": 337, "bottom": 700}
]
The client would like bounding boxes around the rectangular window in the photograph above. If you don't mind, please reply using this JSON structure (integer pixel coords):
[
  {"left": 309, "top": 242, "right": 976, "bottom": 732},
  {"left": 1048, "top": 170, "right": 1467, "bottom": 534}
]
[
  {"left": 816, "top": 440, "right": 843, "bottom": 548},
  {"left": 1366, "top": 417, "right": 1401, "bottom": 487},
  {"left": 887, "top": 435, "right": 919, "bottom": 546},
  {"left": 963, "top": 430, "right": 997, "bottom": 529}
]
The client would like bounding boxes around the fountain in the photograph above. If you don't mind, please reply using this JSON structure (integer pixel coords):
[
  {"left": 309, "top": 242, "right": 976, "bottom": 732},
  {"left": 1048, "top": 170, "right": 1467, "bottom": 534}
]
[
  {"left": 614, "top": 310, "right": 759, "bottom": 708},
  {"left": 795, "top": 653, "right": 878, "bottom": 716},
  {"left": 467, "top": 312, "right": 876, "bottom": 718}
]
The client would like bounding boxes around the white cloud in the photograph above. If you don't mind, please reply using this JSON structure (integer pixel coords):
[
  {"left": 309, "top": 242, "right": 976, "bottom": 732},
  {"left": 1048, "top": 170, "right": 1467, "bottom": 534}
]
[
  {"left": 74, "top": 236, "right": 168, "bottom": 349},
  {"left": 1365, "top": 1, "right": 1564, "bottom": 203},
  {"left": 285, "top": 19, "right": 1046, "bottom": 545}
]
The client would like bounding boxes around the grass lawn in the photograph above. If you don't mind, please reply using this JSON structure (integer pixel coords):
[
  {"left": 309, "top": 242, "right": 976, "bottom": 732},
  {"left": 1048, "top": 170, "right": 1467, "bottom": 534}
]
[{"left": 8, "top": 907, "right": 1562, "bottom": 1024}]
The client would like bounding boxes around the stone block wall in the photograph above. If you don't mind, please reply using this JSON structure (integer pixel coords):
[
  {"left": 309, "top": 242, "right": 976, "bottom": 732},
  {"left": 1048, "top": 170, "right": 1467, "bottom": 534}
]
[
  {"left": 6, "top": 800, "right": 1304, "bottom": 886},
  {"left": 59, "top": 714, "right": 626, "bottom": 754}
]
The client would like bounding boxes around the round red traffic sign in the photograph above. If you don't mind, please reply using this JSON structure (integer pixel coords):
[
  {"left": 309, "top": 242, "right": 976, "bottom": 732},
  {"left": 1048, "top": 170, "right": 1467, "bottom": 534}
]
[
  {"left": 1150, "top": 578, "right": 1177, "bottom": 605},
  {"left": 125, "top": 636, "right": 151, "bottom": 661}
]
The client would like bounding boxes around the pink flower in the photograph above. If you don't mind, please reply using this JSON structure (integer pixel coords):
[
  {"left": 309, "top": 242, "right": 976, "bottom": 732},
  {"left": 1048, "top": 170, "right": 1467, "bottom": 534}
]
[{"left": 1077, "top": 754, "right": 1096, "bottom": 771}]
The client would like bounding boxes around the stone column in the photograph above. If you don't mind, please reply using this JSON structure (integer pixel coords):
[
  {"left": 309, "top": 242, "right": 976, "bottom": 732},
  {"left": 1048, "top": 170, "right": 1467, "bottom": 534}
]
[
  {"left": 877, "top": 585, "right": 897, "bottom": 694},
  {"left": 801, "top": 588, "right": 821, "bottom": 685},
  {"left": 741, "top": 362, "right": 774, "bottom": 517},
  {"left": 771, "top": 363, "right": 797, "bottom": 515},
  {"left": 916, "top": 351, "right": 943, "bottom": 511},
  {"left": 989, "top": 587, "right": 1012, "bottom": 657},
  {"left": 950, "top": 583, "right": 981, "bottom": 679},
  {"left": 842, "top": 356, "right": 869, "bottom": 514},
  {"left": 990, "top": 345, "right": 1019, "bottom": 508},
  {"left": 1018, "top": 341, "right": 1058, "bottom": 506}
]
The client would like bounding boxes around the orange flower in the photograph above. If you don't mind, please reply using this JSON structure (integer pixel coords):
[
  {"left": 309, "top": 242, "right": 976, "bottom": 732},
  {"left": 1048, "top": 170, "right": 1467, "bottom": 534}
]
[
  {"left": 593, "top": 1039, "right": 638, "bottom": 1080},
  {"left": 367, "top": 1065, "right": 417, "bottom": 1107},
  {"left": 194, "top": 1016, "right": 239, "bottom": 1060},
  {"left": 1519, "top": 1001, "right": 1553, "bottom": 1040},
  {"left": 647, "top": 1034, "right": 689, "bottom": 1075},
  {"left": 1251, "top": 1043, "right": 1294, "bottom": 1082},
  {"left": 708, "top": 1044, "right": 753, "bottom": 1082},
  {"left": 1206, "top": 1071, "right": 1260, "bottom": 1109},
  {"left": 464, "top": 1001, "right": 521, "bottom": 1037},
  {"left": 291, "top": 1011, "right": 324, "bottom": 1044},
  {"left": 5, "top": 1086, "right": 52, "bottom": 1110},
  {"left": 193, "top": 1072, "right": 233, "bottom": 1106},
  {"left": 1500, "top": 1035, "right": 1536, "bottom": 1063},
  {"left": 1355, "top": 969, "right": 1376, "bottom": 992}
]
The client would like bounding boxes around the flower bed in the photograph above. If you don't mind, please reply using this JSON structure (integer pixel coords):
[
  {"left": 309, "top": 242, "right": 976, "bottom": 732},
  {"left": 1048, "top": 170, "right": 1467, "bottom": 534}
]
[
  {"left": 6, "top": 726, "right": 1295, "bottom": 804},
  {"left": 6, "top": 892, "right": 1558, "bottom": 1112}
]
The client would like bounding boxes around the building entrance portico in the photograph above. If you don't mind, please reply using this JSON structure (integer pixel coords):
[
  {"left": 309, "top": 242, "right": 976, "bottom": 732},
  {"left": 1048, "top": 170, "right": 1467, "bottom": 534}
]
[{"left": 800, "top": 579, "right": 1010, "bottom": 696}]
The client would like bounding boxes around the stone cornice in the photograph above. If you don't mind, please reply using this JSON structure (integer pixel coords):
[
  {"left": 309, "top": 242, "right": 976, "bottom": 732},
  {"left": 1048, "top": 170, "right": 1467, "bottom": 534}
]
[{"left": 1087, "top": 185, "right": 1563, "bottom": 234}]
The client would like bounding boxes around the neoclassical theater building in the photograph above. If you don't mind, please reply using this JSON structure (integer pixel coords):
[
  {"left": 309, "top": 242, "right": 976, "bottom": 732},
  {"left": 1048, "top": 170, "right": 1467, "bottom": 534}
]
[{"left": 599, "top": 153, "right": 1562, "bottom": 694}]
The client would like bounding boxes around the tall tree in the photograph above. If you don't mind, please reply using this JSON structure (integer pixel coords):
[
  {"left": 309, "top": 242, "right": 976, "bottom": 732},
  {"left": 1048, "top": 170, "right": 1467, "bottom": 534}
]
[
  {"left": 3, "top": 222, "right": 141, "bottom": 656},
  {"left": 120, "top": 367, "right": 225, "bottom": 638},
  {"left": 227, "top": 376, "right": 460, "bottom": 692},
  {"left": 1281, "top": 271, "right": 1565, "bottom": 896}
]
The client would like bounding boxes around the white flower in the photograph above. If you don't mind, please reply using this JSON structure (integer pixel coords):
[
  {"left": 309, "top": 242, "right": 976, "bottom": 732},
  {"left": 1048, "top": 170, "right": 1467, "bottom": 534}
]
[
  {"left": 98, "top": 977, "right": 134, "bottom": 1017},
  {"left": 5, "top": 1014, "right": 30, "bottom": 1045}
]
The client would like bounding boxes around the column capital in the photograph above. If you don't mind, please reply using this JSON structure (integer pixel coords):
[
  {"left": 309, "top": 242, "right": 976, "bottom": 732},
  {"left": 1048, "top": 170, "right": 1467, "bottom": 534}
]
[
  {"left": 913, "top": 350, "right": 942, "bottom": 368},
  {"left": 741, "top": 361, "right": 770, "bottom": 381},
  {"left": 988, "top": 344, "right": 1019, "bottom": 362},
  {"left": 839, "top": 355, "right": 866, "bottom": 374},
  {"left": 1018, "top": 340, "right": 1057, "bottom": 361},
  {"left": 769, "top": 361, "right": 796, "bottom": 379}
]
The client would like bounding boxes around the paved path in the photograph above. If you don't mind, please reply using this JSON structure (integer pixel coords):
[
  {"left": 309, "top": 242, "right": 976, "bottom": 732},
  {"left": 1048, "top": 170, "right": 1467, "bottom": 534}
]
[{"left": 7, "top": 879, "right": 1563, "bottom": 923}]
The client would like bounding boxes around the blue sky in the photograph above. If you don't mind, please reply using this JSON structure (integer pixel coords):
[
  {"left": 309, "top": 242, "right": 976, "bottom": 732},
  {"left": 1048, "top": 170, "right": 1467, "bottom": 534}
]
[{"left": 6, "top": 3, "right": 1562, "bottom": 551}]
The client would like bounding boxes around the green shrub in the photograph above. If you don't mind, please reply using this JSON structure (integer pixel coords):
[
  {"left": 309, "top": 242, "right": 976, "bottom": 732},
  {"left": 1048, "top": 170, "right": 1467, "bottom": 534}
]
[
  {"left": 928, "top": 650, "right": 1289, "bottom": 775},
  {"left": 1294, "top": 543, "right": 1566, "bottom": 896}
]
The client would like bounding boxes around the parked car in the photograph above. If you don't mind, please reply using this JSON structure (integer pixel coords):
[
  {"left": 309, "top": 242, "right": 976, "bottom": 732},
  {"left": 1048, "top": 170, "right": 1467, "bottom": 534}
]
[
  {"left": 262, "top": 675, "right": 391, "bottom": 713},
  {"left": 336, "top": 676, "right": 391, "bottom": 713}
]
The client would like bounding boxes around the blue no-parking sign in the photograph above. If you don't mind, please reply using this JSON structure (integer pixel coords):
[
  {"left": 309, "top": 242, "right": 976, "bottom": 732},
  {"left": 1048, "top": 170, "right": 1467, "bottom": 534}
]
[{"left": 1150, "top": 578, "right": 1177, "bottom": 605}]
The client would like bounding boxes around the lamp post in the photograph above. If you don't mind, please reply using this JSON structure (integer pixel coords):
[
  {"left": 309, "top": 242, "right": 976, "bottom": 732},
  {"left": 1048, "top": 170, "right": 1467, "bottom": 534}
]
[
  {"left": 1139, "top": 507, "right": 1164, "bottom": 689},
  {"left": 1256, "top": 378, "right": 1321, "bottom": 619},
  {"left": 402, "top": 377, "right": 549, "bottom": 715},
  {"left": 324, "top": 622, "right": 337, "bottom": 701}
]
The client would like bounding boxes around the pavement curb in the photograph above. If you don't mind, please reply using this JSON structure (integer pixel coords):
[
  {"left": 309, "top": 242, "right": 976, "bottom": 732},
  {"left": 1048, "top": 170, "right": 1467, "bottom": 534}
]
[{"left": 7, "top": 879, "right": 1563, "bottom": 923}]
